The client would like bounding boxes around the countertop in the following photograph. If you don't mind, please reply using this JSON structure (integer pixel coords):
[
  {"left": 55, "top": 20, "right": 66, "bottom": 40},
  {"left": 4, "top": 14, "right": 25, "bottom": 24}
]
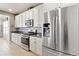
[
  {"left": 11, "top": 31, "right": 23, "bottom": 34},
  {"left": 11, "top": 31, "right": 42, "bottom": 38},
  {"left": 30, "top": 34, "right": 42, "bottom": 38}
]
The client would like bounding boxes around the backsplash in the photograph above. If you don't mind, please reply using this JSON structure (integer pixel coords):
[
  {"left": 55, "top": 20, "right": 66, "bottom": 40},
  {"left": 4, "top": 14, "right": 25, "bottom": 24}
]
[{"left": 18, "top": 27, "right": 42, "bottom": 34}]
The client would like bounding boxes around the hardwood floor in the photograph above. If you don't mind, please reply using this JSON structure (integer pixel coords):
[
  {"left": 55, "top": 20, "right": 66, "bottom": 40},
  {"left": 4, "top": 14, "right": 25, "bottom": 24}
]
[{"left": 0, "top": 38, "right": 36, "bottom": 56}]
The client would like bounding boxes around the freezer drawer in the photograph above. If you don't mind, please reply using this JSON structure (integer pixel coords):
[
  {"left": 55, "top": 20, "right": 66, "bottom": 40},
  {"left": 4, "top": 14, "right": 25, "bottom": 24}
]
[
  {"left": 42, "top": 46, "right": 59, "bottom": 56},
  {"left": 42, "top": 46, "right": 72, "bottom": 56}
]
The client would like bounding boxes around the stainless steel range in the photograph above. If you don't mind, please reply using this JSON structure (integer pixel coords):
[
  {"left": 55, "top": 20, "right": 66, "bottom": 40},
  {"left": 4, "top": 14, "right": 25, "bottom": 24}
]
[
  {"left": 21, "top": 30, "right": 37, "bottom": 51},
  {"left": 21, "top": 35, "right": 30, "bottom": 51}
]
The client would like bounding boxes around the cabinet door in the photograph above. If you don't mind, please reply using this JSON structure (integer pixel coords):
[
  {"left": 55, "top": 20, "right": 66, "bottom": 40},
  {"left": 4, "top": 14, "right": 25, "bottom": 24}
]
[
  {"left": 15, "top": 15, "right": 19, "bottom": 27},
  {"left": 36, "top": 38, "right": 42, "bottom": 55},
  {"left": 11, "top": 33, "right": 17, "bottom": 43},
  {"left": 15, "top": 15, "right": 22, "bottom": 27},
  {"left": 60, "top": 3, "right": 76, "bottom": 8},
  {"left": 33, "top": 5, "right": 44, "bottom": 27},
  {"left": 43, "top": 3, "right": 59, "bottom": 12},
  {"left": 30, "top": 37, "right": 36, "bottom": 52},
  {"left": 19, "top": 14, "right": 23, "bottom": 27},
  {"left": 11, "top": 33, "right": 15, "bottom": 42},
  {"left": 33, "top": 7, "right": 38, "bottom": 27},
  {"left": 29, "top": 9, "right": 33, "bottom": 19},
  {"left": 15, "top": 16, "right": 17, "bottom": 27},
  {"left": 17, "top": 34, "right": 22, "bottom": 45},
  {"left": 21, "top": 13, "right": 26, "bottom": 27},
  {"left": 22, "top": 12, "right": 26, "bottom": 27},
  {"left": 38, "top": 5, "right": 44, "bottom": 27},
  {"left": 25, "top": 11, "right": 29, "bottom": 20}
]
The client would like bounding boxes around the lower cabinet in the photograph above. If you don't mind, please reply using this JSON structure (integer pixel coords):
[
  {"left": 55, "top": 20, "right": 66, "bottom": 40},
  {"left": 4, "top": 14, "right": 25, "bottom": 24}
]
[
  {"left": 11, "top": 33, "right": 22, "bottom": 45},
  {"left": 30, "top": 36, "right": 42, "bottom": 56}
]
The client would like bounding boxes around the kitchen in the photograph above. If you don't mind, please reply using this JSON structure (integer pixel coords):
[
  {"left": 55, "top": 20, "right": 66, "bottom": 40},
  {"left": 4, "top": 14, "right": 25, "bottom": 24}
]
[{"left": 0, "top": 3, "right": 79, "bottom": 56}]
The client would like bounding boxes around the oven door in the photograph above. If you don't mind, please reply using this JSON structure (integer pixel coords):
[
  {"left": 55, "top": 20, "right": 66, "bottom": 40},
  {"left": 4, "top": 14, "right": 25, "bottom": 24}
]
[{"left": 21, "top": 37, "right": 29, "bottom": 46}]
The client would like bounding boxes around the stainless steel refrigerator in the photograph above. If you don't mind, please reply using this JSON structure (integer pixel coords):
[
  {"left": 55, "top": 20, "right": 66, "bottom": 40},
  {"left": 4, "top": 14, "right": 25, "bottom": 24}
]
[{"left": 43, "top": 4, "right": 79, "bottom": 56}]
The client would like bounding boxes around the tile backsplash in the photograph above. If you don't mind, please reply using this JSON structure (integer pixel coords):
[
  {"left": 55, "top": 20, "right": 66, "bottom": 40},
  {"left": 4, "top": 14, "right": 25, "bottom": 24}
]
[{"left": 18, "top": 27, "right": 42, "bottom": 34}]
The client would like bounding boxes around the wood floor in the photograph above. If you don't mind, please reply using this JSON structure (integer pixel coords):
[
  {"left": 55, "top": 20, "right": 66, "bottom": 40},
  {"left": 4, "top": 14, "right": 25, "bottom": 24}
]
[{"left": 0, "top": 38, "right": 36, "bottom": 56}]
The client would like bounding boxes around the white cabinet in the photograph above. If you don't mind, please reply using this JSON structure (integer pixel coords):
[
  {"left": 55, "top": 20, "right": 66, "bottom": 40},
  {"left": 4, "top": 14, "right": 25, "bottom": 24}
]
[
  {"left": 19, "top": 14, "right": 23, "bottom": 27},
  {"left": 11, "top": 33, "right": 15, "bottom": 42},
  {"left": 59, "top": 3, "right": 77, "bottom": 8},
  {"left": 21, "top": 12, "right": 26, "bottom": 27},
  {"left": 15, "top": 9, "right": 34, "bottom": 27},
  {"left": 33, "top": 5, "right": 44, "bottom": 27},
  {"left": 16, "top": 34, "right": 22, "bottom": 44},
  {"left": 25, "top": 11, "right": 29, "bottom": 20},
  {"left": 43, "top": 3, "right": 59, "bottom": 12},
  {"left": 15, "top": 15, "right": 20, "bottom": 27},
  {"left": 30, "top": 37, "right": 36, "bottom": 53},
  {"left": 33, "top": 7, "right": 39, "bottom": 27},
  {"left": 29, "top": 9, "right": 33, "bottom": 19},
  {"left": 15, "top": 5, "right": 44, "bottom": 28},
  {"left": 25, "top": 9, "right": 33, "bottom": 20},
  {"left": 30, "top": 36, "right": 42, "bottom": 55},
  {"left": 15, "top": 12, "right": 26, "bottom": 27},
  {"left": 22, "top": 12, "right": 26, "bottom": 27},
  {"left": 11, "top": 33, "right": 22, "bottom": 45},
  {"left": 38, "top": 5, "right": 44, "bottom": 27},
  {"left": 36, "top": 38, "right": 42, "bottom": 55},
  {"left": 15, "top": 14, "right": 23, "bottom": 27}
]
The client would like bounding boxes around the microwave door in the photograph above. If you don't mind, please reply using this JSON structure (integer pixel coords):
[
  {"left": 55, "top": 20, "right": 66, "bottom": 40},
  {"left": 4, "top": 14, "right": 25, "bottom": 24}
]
[{"left": 25, "top": 20, "right": 33, "bottom": 27}]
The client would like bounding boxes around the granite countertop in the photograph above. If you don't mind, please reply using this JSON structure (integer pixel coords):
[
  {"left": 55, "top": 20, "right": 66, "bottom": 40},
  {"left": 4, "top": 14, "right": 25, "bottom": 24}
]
[
  {"left": 11, "top": 31, "right": 23, "bottom": 33},
  {"left": 30, "top": 34, "right": 42, "bottom": 38},
  {"left": 11, "top": 31, "right": 42, "bottom": 38}
]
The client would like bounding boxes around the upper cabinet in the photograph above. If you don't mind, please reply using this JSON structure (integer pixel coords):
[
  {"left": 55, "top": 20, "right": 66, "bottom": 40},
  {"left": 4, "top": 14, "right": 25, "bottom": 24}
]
[
  {"left": 43, "top": 3, "right": 77, "bottom": 12},
  {"left": 25, "top": 10, "right": 30, "bottom": 20},
  {"left": 33, "top": 5, "right": 44, "bottom": 27},
  {"left": 29, "top": 9, "right": 33, "bottom": 19},
  {"left": 43, "top": 3, "right": 59, "bottom": 12},
  {"left": 21, "top": 12, "right": 26, "bottom": 27},
  {"left": 37, "top": 5, "right": 44, "bottom": 27},
  {"left": 15, "top": 15, "right": 21, "bottom": 27},
  {"left": 15, "top": 4, "right": 44, "bottom": 28},
  {"left": 33, "top": 7, "right": 39, "bottom": 27},
  {"left": 59, "top": 3, "right": 77, "bottom": 8},
  {"left": 15, "top": 13, "right": 24, "bottom": 27}
]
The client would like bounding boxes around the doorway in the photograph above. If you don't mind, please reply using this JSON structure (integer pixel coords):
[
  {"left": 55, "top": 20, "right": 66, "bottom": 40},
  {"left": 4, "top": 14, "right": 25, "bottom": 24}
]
[{"left": 0, "top": 14, "right": 10, "bottom": 41}]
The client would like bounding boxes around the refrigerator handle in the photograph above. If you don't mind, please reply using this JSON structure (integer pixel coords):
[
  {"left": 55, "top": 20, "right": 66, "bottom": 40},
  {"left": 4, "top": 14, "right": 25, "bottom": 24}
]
[
  {"left": 53, "top": 14, "right": 57, "bottom": 49},
  {"left": 55, "top": 12, "right": 59, "bottom": 50}
]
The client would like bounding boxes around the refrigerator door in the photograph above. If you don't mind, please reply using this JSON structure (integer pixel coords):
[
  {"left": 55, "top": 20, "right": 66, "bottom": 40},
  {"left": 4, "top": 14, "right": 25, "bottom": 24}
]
[
  {"left": 43, "top": 10, "right": 56, "bottom": 49},
  {"left": 60, "top": 5, "right": 78, "bottom": 55},
  {"left": 49, "top": 9, "right": 60, "bottom": 51},
  {"left": 55, "top": 9, "right": 60, "bottom": 51},
  {"left": 49, "top": 10, "right": 56, "bottom": 49},
  {"left": 43, "top": 12, "right": 50, "bottom": 48}
]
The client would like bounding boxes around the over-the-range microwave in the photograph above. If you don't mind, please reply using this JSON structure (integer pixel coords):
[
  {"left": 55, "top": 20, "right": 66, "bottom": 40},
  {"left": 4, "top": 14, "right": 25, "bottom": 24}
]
[{"left": 25, "top": 19, "right": 33, "bottom": 27}]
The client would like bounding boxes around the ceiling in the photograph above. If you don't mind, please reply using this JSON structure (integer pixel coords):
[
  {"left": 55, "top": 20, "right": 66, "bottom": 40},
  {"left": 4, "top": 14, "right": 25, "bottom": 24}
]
[{"left": 0, "top": 3, "right": 41, "bottom": 14}]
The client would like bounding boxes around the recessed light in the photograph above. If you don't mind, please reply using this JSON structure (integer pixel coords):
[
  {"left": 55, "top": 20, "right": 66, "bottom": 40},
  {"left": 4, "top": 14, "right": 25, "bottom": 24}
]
[{"left": 8, "top": 9, "right": 13, "bottom": 11}]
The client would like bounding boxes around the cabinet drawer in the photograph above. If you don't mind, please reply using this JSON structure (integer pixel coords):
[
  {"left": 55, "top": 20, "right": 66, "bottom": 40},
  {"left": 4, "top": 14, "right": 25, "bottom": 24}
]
[
  {"left": 36, "top": 38, "right": 42, "bottom": 55},
  {"left": 11, "top": 33, "right": 22, "bottom": 45},
  {"left": 30, "top": 37, "right": 36, "bottom": 52}
]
